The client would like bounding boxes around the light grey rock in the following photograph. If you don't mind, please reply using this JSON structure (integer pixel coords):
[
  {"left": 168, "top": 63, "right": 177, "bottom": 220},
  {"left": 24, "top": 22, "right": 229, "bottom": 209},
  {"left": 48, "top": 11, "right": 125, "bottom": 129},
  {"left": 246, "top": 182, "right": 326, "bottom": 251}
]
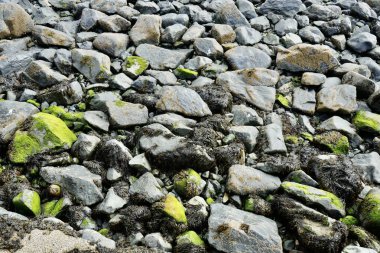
[
  {"left": 145, "top": 70, "right": 177, "bottom": 85},
  {"left": 237, "top": 0, "right": 257, "bottom": 19},
  {"left": 358, "top": 57, "right": 380, "bottom": 82},
  {"left": 280, "top": 33, "right": 303, "bottom": 48},
  {"left": 25, "top": 60, "right": 68, "bottom": 88},
  {"left": 117, "top": 5, "right": 140, "bottom": 20},
  {"left": 0, "top": 50, "right": 40, "bottom": 76},
  {"left": 231, "top": 104, "right": 263, "bottom": 126},
  {"left": 33, "top": 7, "right": 59, "bottom": 26},
  {"left": 305, "top": 4, "right": 342, "bottom": 21},
  {"left": 193, "top": 38, "right": 223, "bottom": 60},
  {"left": 32, "top": 25, "right": 74, "bottom": 48},
  {"left": 82, "top": 229, "right": 116, "bottom": 250},
  {"left": 19, "top": 89, "right": 37, "bottom": 102},
  {"left": 235, "top": 26, "right": 262, "bottom": 45},
  {"left": 299, "top": 26, "right": 325, "bottom": 43},
  {"left": 0, "top": 37, "right": 30, "bottom": 55},
  {"left": 161, "top": 24, "right": 187, "bottom": 43},
  {"left": 55, "top": 20, "right": 80, "bottom": 37},
  {"left": 150, "top": 113, "right": 196, "bottom": 130},
  {"left": 0, "top": 101, "right": 39, "bottom": 143},
  {"left": 292, "top": 87, "right": 316, "bottom": 115},
  {"left": 71, "top": 133, "right": 101, "bottom": 161},
  {"left": 182, "top": 23, "right": 205, "bottom": 43},
  {"left": 274, "top": 18, "right": 298, "bottom": 36},
  {"left": 155, "top": 86, "right": 212, "bottom": 117},
  {"left": 48, "top": 0, "right": 76, "bottom": 9},
  {"left": 129, "top": 153, "right": 151, "bottom": 173},
  {"left": 214, "top": 2, "right": 250, "bottom": 28},
  {"left": 184, "top": 56, "right": 213, "bottom": 70},
  {"left": 318, "top": 116, "right": 362, "bottom": 146},
  {"left": 316, "top": 85, "right": 357, "bottom": 114},
  {"left": 264, "top": 123, "right": 287, "bottom": 154},
  {"left": 179, "top": 5, "right": 212, "bottom": 24},
  {"left": 208, "top": 203, "right": 282, "bottom": 253},
  {"left": 90, "top": 0, "right": 127, "bottom": 14},
  {"left": 96, "top": 187, "right": 126, "bottom": 214},
  {"left": 54, "top": 49, "right": 72, "bottom": 75},
  {"left": 72, "top": 49, "right": 111, "bottom": 83},
  {"left": 135, "top": 44, "right": 193, "bottom": 70},
  {"left": 0, "top": 3, "right": 33, "bottom": 39},
  {"left": 301, "top": 72, "right": 326, "bottom": 86},
  {"left": 225, "top": 46, "right": 272, "bottom": 70},
  {"left": 211, "top": 24, "right": 236, "bottom": 44},
  {"left": 342, "top": 71, "right": 376, "bottom": 99},
  {"left": 0, "top": 207, "right": 28, "bottom": 220},
  {"left": 98, "top": 15, "right": 131, "bottom": 33},
  {"left": 93, "top": 33, "right": 129, "bottom": 57},
  {"left": 250, "top": 16, "right": 270, "bottom": 31},
  {"left": 80, "top": 8, "right": 107, "bottom": 31},
  {"left": 129, "top": 14, "right": 161, "bottom": 46},
  {"left": 351, "top": 2, "right": 377, "bottom": 21},
  {"left": 227, "top": 164, "right": 281, "bottom": 195},
  {"left": 259, "top": 0, "right": 303, "bottom": 17},
  {"left": 229, "top": 126, "right": 259, "bottom": 152},
  {"left": 40, "top": 165, "right": 103, "bottom": 205},
  {"left": 352, "top": 152, "right": 380, "bottom": 184},
  {"left": 347, "top": 32, "right": 377, "bottom": 53},
  {"left": 84, "top": 110, "right": 109, "bottom": 132},
  {"left": 106, "top": 168, "right": 122, "bottom": 181},
  {"left": 135, "top": 0, "right": 160, "bottom": 14},
  {"left": 129, "top": 172, "right": 164, "bottom": 203},
  {"left": 105, "top": 100, "right": 148, "bottom": 128},
  {"left": 331, "top": 34, "right": 346, "bottom": 51},
  {"left": 144, "top": 233, "right": 172, "bottom": 252},
  {"left": 109, "top": 73, "right": 133, "bottom": 90},
  {"left": 132, "top": 76, "right": 157, "bottom": 93},
  {"left": 342, "top": 246, "right": 377, "bottom": 253},
  {"left": 89, "top": 91, "right": 121, "bottom": 110}
]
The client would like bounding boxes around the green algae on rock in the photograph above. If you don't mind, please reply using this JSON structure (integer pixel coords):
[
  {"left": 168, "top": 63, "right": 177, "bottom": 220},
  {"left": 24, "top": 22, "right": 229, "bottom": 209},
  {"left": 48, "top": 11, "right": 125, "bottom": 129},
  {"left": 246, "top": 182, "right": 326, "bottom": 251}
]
[
  {"left": 8, "top": 112, "right": 77, "bottom": 163},
  {"left": 340, "top": 215, "right": 358, "bottom": 226},
  {"left": 276, "top": 93, "right": 291, "bottom": 108},
  {"left": 13, "top": 189, "right": 41, "bottom": 216},
  {"left": 174, "top": 68, "right": 198, "bottom": 80},
  {"left": 314, "top": 131, "right": 349, "bottom": 155},
  {"left": 353, "top": 111, "right": 380, "bottom": 134},
  {"left": 359, "top": 188, "right": 380, "bottom": 235},
  {"left": 163, "top": 194, "right": 187, "bottom": 224},
  {"left": 176, "top": 231, "right": 205, "bottom": 247},
  {"left": 173, "top": 169, "right": 204, "bottom": 199},
  {"left": 123, "top": 56, "right": 149, "bottom": 78},
  {"left": 42, "top": 198, "right": 64, "bottom": 217}
]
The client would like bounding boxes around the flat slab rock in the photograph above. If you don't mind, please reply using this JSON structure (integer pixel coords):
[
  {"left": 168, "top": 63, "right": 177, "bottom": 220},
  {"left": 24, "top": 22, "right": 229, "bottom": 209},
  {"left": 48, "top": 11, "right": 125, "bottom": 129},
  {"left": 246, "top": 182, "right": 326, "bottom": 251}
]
[{"left": 208, "top": 203, "right": 283, "bottom": 253}]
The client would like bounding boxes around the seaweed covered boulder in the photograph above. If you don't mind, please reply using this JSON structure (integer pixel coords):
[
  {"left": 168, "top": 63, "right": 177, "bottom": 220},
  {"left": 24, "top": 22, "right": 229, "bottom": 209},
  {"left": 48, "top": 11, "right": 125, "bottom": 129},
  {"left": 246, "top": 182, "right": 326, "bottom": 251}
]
[
  {"left": 353, "top": 111, "right": 380, "bottom": 134},
  {"left": 8, "top": 113, "right": 77, "bottom": 163},
  {"left": 359, "top": 188, "right": 380, "bottom": 236}
]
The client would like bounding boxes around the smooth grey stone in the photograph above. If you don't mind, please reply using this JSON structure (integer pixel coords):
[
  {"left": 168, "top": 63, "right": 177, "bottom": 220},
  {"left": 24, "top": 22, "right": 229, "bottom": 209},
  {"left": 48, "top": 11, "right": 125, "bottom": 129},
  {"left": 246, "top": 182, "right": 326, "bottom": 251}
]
[
  {"left": 72, "top": 49, "right": 111, "bottom": 83},
  {"left": 117, "top": 5, "right": 140, "bottom": 20},
  {"left": 292, "top": 87, "right": 316, "bottom": 115},
  {"left": 347, "top": 32, "right": 377, "bottom": 53},
  {"left": 358, "top": 57, "right": 380, "bottom": 81},
  {"left": 128, "top": 153, "right": 152, "bottom": 173},
  {"left": 225, "top": 46, "right": 271, "bottom": 70},
  {"left": 134, "top": 0, "right": 160, "bottom": 14},
  {"left": 54, "top": 49, "right": 72, "bottom": 75},
  {"left": 264, "top": 123, "right": 287, "bottom": 154},
  {"left": 235, "top": 26, "right": 262, "bottom": 45},
  {"left": 109, "top": 73, "right": 133, "bottom": 91},
  {"left": 184, "top": 56, "right": 213, "bottom": 70},
  {"left": 161, "top": 13, "right": 189, "bottom": 28},
  {"left": 193, "top": 38, "right": 223, "bottom": 60},
  {"left": 89, "top": 91, "right": 121, "bottom": 110},
  {"left": 237, "top": 0, "right": 257, "bottom": 19},
  {"left": 274, "top": 18, "right": 298, "bottom": 36},
  {"left": 305, "top": 4, "right": 342, "bottom": 20},
  {"left": 281, "top": 33, "right": 302, "bottom": 48},
  {"left": 331, "top": 34, "right": 346, "bottom": 50},
  {"left": 342, "top": 246, "right": 377, "bottom": 253},
  {"left": 19, "top": 88, "right": 37, "bottom": 102},
  {"left": 93, "top": 33, "right": 129, "bottom": 57},
  {"left": 150, "top": 113, "right": 197, "bottom": 129},
  {"left": 33, "top": 7, "right": 59, "bottom": 26},
  {"left": 179, "top": 4, "right": 212, "bottom": 23},
  {"left": 145, "top": 70, "right": 177, "bottom": 85},
  {"left": 55, "top": 20, "right": 80, "bottom": 37},
  {"left": 250, "top": 16, "right": 270, "bottom": 31},
  {"left": 301, "top": 72, "right": 326, "bottom": 86},
  {"left": 131, "top": 75, "right": 157, "bottom": 93},
  {"left": 129, "top": 172, "right": 164, "bottom": 203},
  {"left": 299, "top": 26, "right": 325, "bottom": 43},
  {"left": 144, "top": 233, "right": 172, "bottom": 252},
  {"left": 229, "top": 126, "right": 259, "bottom": 152},
  {"left": 82, "top": 229, "right": 116, "bottom": 250},
  {"left": 214, "top": 2, "right": 250, "bottom": 28},
  {"left": 351, "top": 2, "right": 377, "bottom": 20},
  {"left": 98, "top": 15, "right": 131, "bottom": 33},
  {"left": 90, "top": 0, "right": 127, "bottom": 14},
  {"left": 96, "top": 187, "right": 126, "bottom": 214},
  {"left": 211, "top": 24, "right": 236, "bottom": 44},
  {"left": 105, "top": 100, "right": 148, "bottom": 128},
  {"left": 352, "top": 152, "right": 380, "bottom": 184},
  {"left": 0, "top": 207, "right": 28, "bottom": 220},
  {"left": 259, "top": 0, "right": 303, "bottom": 17},
  {"left": 33, "top": 25, "right": 75, "bottom": 48},
  {"left": 161, "top": 24, "right": 187, "bottom": 43},
  {"left": 231, "top": 104, "right": 263, "bottom": 126},
  {"left": 342, "top": 71, "right": 375, "bottom": 98},
  {"left": 316, "top": 85, "right": 357, "bottom": 114},
  {"left": 71, "top": 133, "right": 101, "bottom": 161},
  {"left": 80, "top": 8, "right": 107, "bottom": 31},
  {"left": 129, "top": 14, "right": 161, "bottom": 46}
]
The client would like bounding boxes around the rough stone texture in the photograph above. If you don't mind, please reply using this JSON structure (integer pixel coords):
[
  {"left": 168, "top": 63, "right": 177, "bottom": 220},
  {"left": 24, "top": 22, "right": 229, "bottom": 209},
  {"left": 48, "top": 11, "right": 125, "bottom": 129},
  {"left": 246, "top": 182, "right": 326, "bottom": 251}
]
[
  {"left": 225, "top": 46, "right": 272, "bottom": 70},
  {"left": 0, "top": 3, "right": 34, "bottom": 39},
  {"left": 316, "top": 85, "right": 357, "bottom": 114}
]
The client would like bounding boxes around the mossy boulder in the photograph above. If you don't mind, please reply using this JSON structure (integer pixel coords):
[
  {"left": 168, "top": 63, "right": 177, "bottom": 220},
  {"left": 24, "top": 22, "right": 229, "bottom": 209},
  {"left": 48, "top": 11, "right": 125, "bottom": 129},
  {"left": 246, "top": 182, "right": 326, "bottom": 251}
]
[
  {"left": 340, "top": 215, "right": 358, "bottom": 226},
  {"left": 314, "top": 131, "right": 349, "bottom": 155},
  {"left": 8, "top": 112, "right": 77, "bottom": 163},
  {"left": 162, "top": 194, "right": 187, "bottom": 224},
  {"left": 12, "top": 189, "right": 41, "bottom": 216},
  {"left": 175, "top": 230, "right": 205, "bottom": 252},
  {"left": 174, "top": 68, "right": 198, "bottom": 80},
  {"left": 359, "top": 188, "right": 380, "bottom": 235},
  {"left": 43, "top": 105, "right": 85, "bottom": 129},
  {"left": 123, "top": 56, "right": 149, "bottom": 78},
  {"left": 42, "top": 198, "right": 64, "bottom": 217},
  {"left": 173, "top": 169, "right": 204, "bottom": 199},
  {"left": 353, "top": 111, "right": 380, "bottom": 134}
]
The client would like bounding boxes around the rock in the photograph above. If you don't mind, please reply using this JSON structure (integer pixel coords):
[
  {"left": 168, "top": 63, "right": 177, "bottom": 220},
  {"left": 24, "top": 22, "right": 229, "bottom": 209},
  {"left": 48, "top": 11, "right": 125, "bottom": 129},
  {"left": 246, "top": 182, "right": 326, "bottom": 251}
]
[
  {"left": 235, "top": 26, "right": 262, "bottom": 45},
  {"left": 308, "top": 155, "right": 363, "bottom": 203},
  {"left": 227, "top": 164, "right": 281, "bottom": 196},
  {"left": 0, "top": 207, "right": 28, "bottom": 220},
  {"left": 359, "top": 188, "right": 380, "bottom": 235},
  {"left": 109, "top": 73, "right": 133, "bottom": 90},
  {"left": 208, "top": 203, "right": 282, "bottom": 253},
  {"left": 281, "top": 181, "right": 345, "bottom": 218},
  {"left": 130, "top": 15, "right": 161, "bottom": 46},
  {"left": 305, "top": 4, "right": 342, "bottom": 21},
  {"left": 351, "top": 2, "right": 377, "bottom": 21},
  {"left": 96, "top": 187, "right": 126, "bottom": 214},
  {"left": 40, "top": 165, "right": 103, "bottom": 205},
  {"left": 277, "top": 44, "right": 340, "bottom": 73},
  {"left": 98, "top": 15, "right": 131, "bottom": 32},
  {"left": 33, "top": 26, "right": 74, "bottom": 48},
  {"left": 72, "top": 49, "right": 111, "bottom": 83},
  {"left": 80, "top": 8, "right": 107, "bottom": 31},
  {"left": 0, "top": 101, "right": 39, "bottom": 143},
  {"left": 193, "top": 38, "right": 223, "bottom": 60},
  {"left": 123, "top": 56, "right": 149, "bottom": 79},
  {"left": 316, "top": 85, "right": 357, "bottom": 114},
  {"left": 347, "top": 32, "right": 377, "bottom": 53},
  {"left": 84, "top": 111, "right": 109, "bottom": 132},
  {"left": 286, "top": 170, "right": 319, "bottom": 187},
  {"left": 193, "top": 85, "right": 232, "bottom": 114},
  {"left": 181, "top": 23, "right": 205, "bottom": 43},
  {"left": 211, "top": 24, "right": 236, "bottom": 44},
  {"left": 96, "top": 139, "right": 132, "bottom": 173},
  {"left": 368, "top": 90, "right": 380, "bottom": 113},
  {"left": 263, "top": 123, "right": 287, "bottom": 154},
  {"left": 93, "top": 33, "right": 129, "bottom": 57},
  {"left": 25, "top": 60, "right": 68, "bottom": 88},
  {"left": 225, "top": 46, "right": 272, "bottom": 70},
  {"left": 301, "top": 72, "right": 326, "bottom": 86},
  {"left": 8, "top": 113, "right": 77, "bottom": 163},
  {"left": 274, "top": 196, "right": 348, "bottom": 253},
  {"left": 250, "top": 16, "right": 270, "bottom": 31},
  {"left": 82, "top": 229, "right": 116, "bottom": 250},
  {"left": 214, "top": 2, "right": 250, "bottom": 28},
  {"left": 259, "top": 0, "right": 302, "bottom": 17},
  {"left": 274, "top": 18, "right": 298, "bottom": 36},
  {"left": 318, "top": 116, "right": 362, "bottom": 146},
  {"left": 161, "top": 24, "right": 187, "bottom": 44},
  {"left": 314, "top": 131, "right": 349, "bottom": 155},
  {"left": 54, "top": 49, "right": 72, "bottom": 75},
  {"left": 144, "top": 233, "right": 172, "bottom": 252},
  {"left": 135, "top": 44, "right": 193, "bottom": 70},
  {"left": 129, "top": 172, "right": 164, "bottom": 203},
  {"left": 299, "top": 26, "right": 325, "bottom": 44},
  {"left": 342, "top": 246, "right": 377, "bottom": 253},
  {"left": 231, "top": 104, "right": 263, "bottom": 126},
  {"left": 145, "top": 70, "right": 177, "bottom": 85},
  {"left": 132, "top": 76, "right": 157, "bottom": 93},
  {"left": 71, "top": 133, "right": 101, "bottom": 161},
  {"left": 173, "top": 169, "right": 204, "bottom": 199},
  {"left": 155, "top": 86, "right": 212, "bottom": 117},
  {"left": 353, "top": 111, "right": 380, "bottom": 134},
  {"left": 13, "top": 189, "right": 41, "bottom": 216},
  {"left": 90, "top": 0, "right": 127, "bottom": 14},
  {"left": 175, "top": 231, "right": 205, "bottom": 253},
  {"left": 129, "top": 153, "right": 151, "bottom": 173},
  {"left": 158, "top": 194, "right": 187, "bottom": 223},
  {"left": 105, "top": 100, "right": 148, "bottom": 128},
  {"left": 342, "top": 71, "right": 375, "bottom": 99},
  {"left": 352, "top": 152, "right": 380, "bottom": 184},
  {"left": 17, "top": 229, "right": 95, "bottom": 253},
  {"left": 229, "top": 126, "right": 259, "bottom": 152},
  {"left": 292, "top": 88, "right": 316, "bottom": 115},
  {"left": 0, "top": 3, "right": 34, "bottom": 39}
]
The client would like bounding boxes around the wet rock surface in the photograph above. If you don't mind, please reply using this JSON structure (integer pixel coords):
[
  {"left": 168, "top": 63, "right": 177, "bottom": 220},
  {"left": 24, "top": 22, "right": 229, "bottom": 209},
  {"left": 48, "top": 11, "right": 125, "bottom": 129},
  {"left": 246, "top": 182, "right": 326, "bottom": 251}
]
[{"left": 2, "top": 0, "right": 380, "bottom": 252}]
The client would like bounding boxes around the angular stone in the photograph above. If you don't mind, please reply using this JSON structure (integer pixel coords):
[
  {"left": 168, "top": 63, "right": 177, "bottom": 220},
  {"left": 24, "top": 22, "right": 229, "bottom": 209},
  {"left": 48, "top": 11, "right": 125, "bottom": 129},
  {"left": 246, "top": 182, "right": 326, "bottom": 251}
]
[
  {"left": 105, "top": 100, "right": 148, "bottom": 128},
  {"left": 40, "top": 165, "right": 103, "bottom": 205},
  {"left": 193, "top": 38, "right": 223, "bottom": 60},
  {"left": 72, "top": 49, "right": 111, "bottom": 83},
  {"left": 342, "top": 71, "right": 375, "bottom": 99},
  {"left": 33, "top": 26, "right": 75, "bottom": 48},
  {"left": 90, "top": 0, "right": 127, "bottom": 14},
  {"left": 129, "top": 172, "right": 164, "bottom": 203},
  {"left": 259, "top": 0, "right": 303, "bottom": 17},
  {"left": 71, "top": 133, "right": 101, "bottom": 161},
  {"left": 98, "top": 15, "right": 131, "bottom": 33},
  {"left": 214, "top": 2, "right": 250, "bottom": 28},
  {"left": 0, "top": 3, "right": 34, "bottom": 39},
  {"left": 130, "top": 14, "right": 161, "bottom": 46},
  {"left": 225, "top": 46, "right": 271, "bottom": 70},
  {"left": 80, "top": 8, "right": 107, "bottom": 31},
  {"left": 96, "top": 187, "right": 126, "bottom": 214},
  {"left": 352, "top": 152, "right": 380, "bottom": 184},
  {"left": 84, "top": 111, "right": 109, "bottom": 132},
  {"left": 277, "top": 44, "right": 340, "bottom": 73},
  {"left": 82, "top": 229, "right": 116, "bottom": 250},
  {"left": 13, "top": 189, "right": 41, "bottom": 216},
  {"left": 316, "top": 85, "right": 357, "bottom": 114},
  {"left": 25, "top": 60, "right": 68, "bottom": 88},
  {"left": 263, "top": 123, "right": 287, "bottom": 154},
  {"left": 93, "top": 33, "right": 129, "bottom": 57},
  {"left": 359, "top": 188, "right": 380, "bottom": 236},
  {"left": 301, "top": 72, "right": 326, "bottom": 86},
  {"left": 292, "top": 88, "right": 316, "bottom": 115}
]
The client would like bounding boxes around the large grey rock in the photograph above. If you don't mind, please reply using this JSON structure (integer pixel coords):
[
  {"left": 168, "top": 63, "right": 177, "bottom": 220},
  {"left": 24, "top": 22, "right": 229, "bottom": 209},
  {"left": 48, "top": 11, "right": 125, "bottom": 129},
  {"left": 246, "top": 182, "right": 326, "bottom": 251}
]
[
  {"left": 93, "top": 33, "right": 129, "bottom": 57},
  {"left": 82, "top": 229, "right": 116, "bottom": 250},
  {"left": 342, "top": 71, "right": 375, "bottom": 99},
  {"left": 214, "top": 2, "right": 250, "bottom": 28},
  {"left": 0, "top": 207, "right": 28, "bottom": 220},
  {"left": 72, "top": 49, "right": 111, "bottom": 83},
  {"left": 208, "top": 203, "right": 282, "bottom": 253},
  {"left": 347, "top": 32, "right": 377, "bottom": 53},
  {"left": 225, "top": 46, "right": 272, "bottom": 70},
  {"left": 155, "top": 86, "right": 212, "bottom": 117},
  {"left": 305, "top": 4, "right": 342, "bottom": 21},
  {"left": 96, "top": 187, "right": 126, "bottom": 214},
  {"left": 98, "top": 15, "right": 131, "bottom": 33},
  {"left": 71, "top": 133, "right": 101, "bottom": 161},
  {"left": 0, "top": 3, "right": 34, "bottom": 39},
  {"left": 80, "top": 8, "right": 107, "bottom": 31},
  {"left": 135, "top": 44, "right": 193, "bottom": 70},
  {"left": 84, "top": 111, "right": 109, "bottom": 132},
  {"left": 129, "top": 14, "right": 161, "bottom": 46},
  {"left": 292, "top": 88, "right": 316, "bottom": 115},
  {"left": 25, "top": 60, "right": 68, "bottom": 88},
  {"left": 40, "top": 165, "right": 103, "bottom": 205},
  {"left": 316, "top": 85, "right": 357, "bottom": 114},
  {"left": 33, "top": 26, "right": 75, "bottom": 48},
  {"left": 274, "top": 18, "right": 298, "bottom": 36},
  {"left": 277, "top": 44, "right": 340, "bottom": 73},
  {"left": 299, "top": 26, "right": 325, "bottom": 44},
  {"left": 129, "top": 172, "right": 164, "bottom": 203},
  {"left": 90, "top": 0, "right": 127, "bottom": 14},
  {"left": 263, "top": 123, "right": 287, "bottom": 154},
  {"left": 352, "top": 152, "right": 380, "bottom": 184},
  {"left": 318, "top": 116, "right": 362, "bottom": 146},
  {"left": 144, "top": 233, "right": 172, "bottom": 252},
  {"left": 227, "top": 164, "right": 281, "bottom": 196},
  {"left": 235, "top": 26, "right": 262, "bottom": 45},
  {"left": 231, "top": 104, "right": 263, "bottom": 126},
  {"left": 0, "top": 101, "right": 39, "bottom": 143},
  {"left": 193, "top": 38, "right": 223, "bottom": 60},
  {"left": 0, "top": 49, "right": 39, "bottom": 76},
  {"left": 259, "top": 0, "right": 303, "bottom": 17},
  {"left": 351, "top": 2, "right": 377, "bottom": 21},
  {"left": 105, "top": 100, "right": 148, "bottom": 128},
  {"left": 229, "top": 126, "right": 259, "bottom": 152}
]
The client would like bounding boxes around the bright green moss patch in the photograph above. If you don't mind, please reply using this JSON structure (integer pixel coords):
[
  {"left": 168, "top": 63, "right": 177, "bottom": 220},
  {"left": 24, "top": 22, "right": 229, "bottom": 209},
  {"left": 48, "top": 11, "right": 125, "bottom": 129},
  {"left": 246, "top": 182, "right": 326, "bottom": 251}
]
[
  {"left": 314, "top": 131, "right": 349, "bottom": 155},
  {"left": 340, "top": 215, "right": 358, "bottom": 226},
  {"left": 42, "top": 198, "right": 64, "bottom": 217},
  {"left": 114, "top": 100, "right": 126, "bottom": 107},
  {"left": 123, "top": 56, "right": 149, "bottom": 78},
  {"left": 13, "top": 189, "right": 41, "bottom": 216},
  {"left": 173, "top": 169, "right": 203, "bottom": 199},
  {"left": 43, "top": 106, "right": 85, "bottom": 128},
  {"left": 98, "top": 228, "right": 109, "bottom": 237},
  {"left": 244, "top": 198, "right": 254, "bottom": 212},
  {"left": 206, "top": 197, "right": 214, "bottom": 205},
  {"left": 176, "top": 231, "right": 205, "bottom": 247},
  {"left": 276, "top": 94, "right": 291, "bottom": 108},
  {"left": 80, "top": 217, "right": 96, "bottom": 229},
  {"left": 174, "top": 68, "right": 198, "bottom": 80},
  {"left": 301, "top": 132, "right": 313, "bottom": 141},
  {"left": 26, "top": 99, "right": 40, "bottom": 108},
  {"left": 163, "top": 194, "right": 187, "bottom": 224},
  {"left": 285, "top": 135, "right": 299, "bottom": 144},
  {"left": 359, "top": 189, "right": 380, "bottom": 231},
  {"left": 353, "top": 111, "right": 380, "bottom": 134},
  {"left": 8, "top": 113, "right": 77, "bottom": 163}
]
